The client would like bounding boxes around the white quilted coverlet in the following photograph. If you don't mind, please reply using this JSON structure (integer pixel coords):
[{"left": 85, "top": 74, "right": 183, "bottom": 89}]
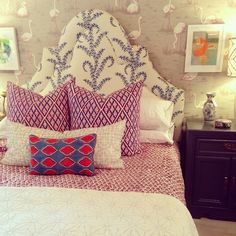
[{"left": 0, "top": 187, "right": 198, "bottom": 236}]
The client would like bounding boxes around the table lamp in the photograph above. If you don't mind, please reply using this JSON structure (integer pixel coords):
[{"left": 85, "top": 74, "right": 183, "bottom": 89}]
[
  {"left": 228, "top": 38, "right": 236, "bottom": 77},
  {"left": 228, "top": 37, "right": 236, "bottom": 121}
]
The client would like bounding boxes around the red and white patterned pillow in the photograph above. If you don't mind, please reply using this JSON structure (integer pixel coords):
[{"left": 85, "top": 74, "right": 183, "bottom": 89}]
[
  {"left": 7, "top": 81, "right": 70, "bottom": 132},
  {"left": 67, "top": 79, "right": 144, "bottom": 156}
]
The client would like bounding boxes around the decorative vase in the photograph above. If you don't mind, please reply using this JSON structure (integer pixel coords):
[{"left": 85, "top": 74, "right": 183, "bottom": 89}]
[{"left": 203, "top": 92, "right": 216, "bottom": 121}]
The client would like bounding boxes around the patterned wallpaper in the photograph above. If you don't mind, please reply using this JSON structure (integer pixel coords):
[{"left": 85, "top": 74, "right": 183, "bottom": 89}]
[{"left": 0, "top": 0, "right": 236, "bottom": 119}]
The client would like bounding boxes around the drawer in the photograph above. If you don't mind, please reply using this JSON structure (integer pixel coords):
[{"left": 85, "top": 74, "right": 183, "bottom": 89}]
[{"left": 196, "top": 139, "right": 236, "bottom": 155}]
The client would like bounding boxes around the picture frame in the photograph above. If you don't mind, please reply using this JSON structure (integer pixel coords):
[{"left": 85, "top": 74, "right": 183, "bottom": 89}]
[
  {"left": 184, "top": 24, "right": 225, "bottom": 73},
  {"left": 0, "top": 27, "right": 20, "bottom": 71}
]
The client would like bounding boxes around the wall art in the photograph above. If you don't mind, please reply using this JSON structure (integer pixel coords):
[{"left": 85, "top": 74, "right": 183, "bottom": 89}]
[
  {"left": 0, "top": 27, "right": 20, "bottom": 71},
  {"left": 185, "top": 24, "right": 225, "bottom": 72}
]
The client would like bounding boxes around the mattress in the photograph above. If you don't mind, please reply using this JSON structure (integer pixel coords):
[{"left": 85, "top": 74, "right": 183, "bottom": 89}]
[{"left": 0, "top": 143, "right": 185, "bottom": 203}]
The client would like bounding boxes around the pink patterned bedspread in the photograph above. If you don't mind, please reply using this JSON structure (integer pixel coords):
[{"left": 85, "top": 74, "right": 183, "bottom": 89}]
[{"left": 0, "top": 143, "right": 185, "bottom": 203}]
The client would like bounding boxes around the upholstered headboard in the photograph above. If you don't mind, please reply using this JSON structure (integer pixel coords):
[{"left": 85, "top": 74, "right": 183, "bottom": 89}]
[{"left": 26, "top": 9, "right": 184, "bottom": 140}]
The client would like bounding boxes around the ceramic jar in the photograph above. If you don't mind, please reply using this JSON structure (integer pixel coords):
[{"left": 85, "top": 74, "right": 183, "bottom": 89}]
[{"left": 203, "top": 92, "right": 216, "bottom": 121}]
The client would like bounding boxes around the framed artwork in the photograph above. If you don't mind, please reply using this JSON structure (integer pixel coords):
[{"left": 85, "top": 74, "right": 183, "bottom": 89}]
[
  {"left": 184, "top": 24, "right": 225, "bottom": 72},
  {"left": 0, "top": 27, "right": 20, "bottom": 71}
]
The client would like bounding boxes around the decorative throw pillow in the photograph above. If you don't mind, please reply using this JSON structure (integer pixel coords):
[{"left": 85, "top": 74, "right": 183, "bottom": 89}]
[
  {"left": 67, "top": 79, "right": 144, "bottom": 156},
  {"left": 1, "top": 119, "right": 125, "bottom": 169},
  {"left": 7, "top": 81, "right": 70, "bottom": 132},
  {"left": 140, "top": 126, "right": 174, "bottom": 144},
  {"left": 63, "top": 120, "right": 125, "bottom": 169},
  {"left": 140, "top": 87, "right": 174, "bottom": 131},
  {"left": 139, "top": 87, "right": 174, "bottom": 144},
  {"left": 29, "top": 134, "right": 96, "bottom": 176},
  {"left": 1, "top": 119, "right": 65, "bottom": 166}
]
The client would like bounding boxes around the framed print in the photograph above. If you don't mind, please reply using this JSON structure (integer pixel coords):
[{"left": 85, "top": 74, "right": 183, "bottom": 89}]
[
  {"left": 184, "top": 24, "right": 225, "bottom": 72},
  {"left": 0, "top": 27, "right": 20, "bottom": 71}
]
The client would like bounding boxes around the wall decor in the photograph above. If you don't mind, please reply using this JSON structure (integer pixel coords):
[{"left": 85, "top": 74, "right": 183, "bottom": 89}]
[
  {"left": 227, "top": 37, "right": 236, "bottom": 77},
  {"left": 185, "top": 24, "right": 225, "bottom": 73},
  {"left": 202, "top": 92, "right": 216, "bottom": 121},
  {"left": 0, "top": 0, "right": 236, "bottom": 120},
  {"left": 0, "top": 27, "right": 20, "bottom": 71}
]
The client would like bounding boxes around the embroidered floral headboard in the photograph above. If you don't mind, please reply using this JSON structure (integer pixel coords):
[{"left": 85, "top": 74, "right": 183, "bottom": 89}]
[{"left": 28, "top": 9, "right": 184, "bottom": 140}]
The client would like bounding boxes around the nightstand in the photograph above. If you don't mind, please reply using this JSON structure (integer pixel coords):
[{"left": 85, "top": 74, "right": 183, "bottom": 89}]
[{"left": 185, "top": 119, "right": 236, "bottom": 221}]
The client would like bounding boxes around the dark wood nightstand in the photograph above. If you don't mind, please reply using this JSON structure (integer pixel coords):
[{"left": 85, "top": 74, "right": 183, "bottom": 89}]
[{"left": 185, "top": 119, "right": 236, "bottom": 221}]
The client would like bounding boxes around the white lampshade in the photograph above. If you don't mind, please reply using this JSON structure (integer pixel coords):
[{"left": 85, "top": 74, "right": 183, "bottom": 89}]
[{"left": 228, "top": 38, "right": 236, "bottom": 77}]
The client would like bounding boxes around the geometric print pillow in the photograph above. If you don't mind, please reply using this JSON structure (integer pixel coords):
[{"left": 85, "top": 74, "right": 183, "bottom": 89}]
[
  {"left": 7, "top": 81, "right": 70, "bottom": 132},
  {"left": 67, "top": 79, "right": 144, "bottom": 156},
  {"left": 29, "top": 134, "right": 97, "bottom": 176}
]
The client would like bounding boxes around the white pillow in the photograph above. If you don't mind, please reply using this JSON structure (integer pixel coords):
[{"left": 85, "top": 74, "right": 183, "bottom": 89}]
[
  {"left": 1, "top": 119, "right": 125, "bottom": 169},
  {"left": 140, "top": 125, "right": 174, "bottom": 144},
  {"left": 140, "top": 87, "right": 174, "bottom": 131},
  {"left": 139, "top": 87, "right": 175, "bottom": 144}
]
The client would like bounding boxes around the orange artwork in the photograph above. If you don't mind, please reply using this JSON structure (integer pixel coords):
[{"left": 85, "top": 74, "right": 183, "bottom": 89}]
[
  {"left": 191, "top": 31, "right": 219, "bottom": 66},
  {"left": 193, "top": 37, "right": 208, "bottom": 57}
]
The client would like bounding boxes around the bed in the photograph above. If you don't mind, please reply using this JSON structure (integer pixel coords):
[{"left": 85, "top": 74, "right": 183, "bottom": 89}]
[{"left": 0, "top": 9, "right": 198, "bottom": 236}]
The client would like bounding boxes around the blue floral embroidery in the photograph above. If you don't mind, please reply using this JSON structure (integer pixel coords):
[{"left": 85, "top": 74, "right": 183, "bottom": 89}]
[
  {"left": 112, "top": 38, "right": 147, "bottom": 85},
  {"left": 27, "top": 81, "right": 42, "bottom": 91},
  {"left": 152, "top": 79, "right": 184, "bottom": 103},
  {"left": 30, "top": 8, "right": 184, "bottom": 123},
  {"left": 110, "top": 16, "right": 117, "bottom": 27},
  {"left": 46, "top": 76, "right": 56, "bottom": 90},
  {"left": 76, "top": 10, "right": 115, "bottom": 91},
  {"left": 47, "top": 42, "right": 73, "bottom": 88},
  {"left": 172, "top": 110, "right": 183, "bottom": 119},
  {"left": 151, "top": 81, "right": 184, "bottom": 120}
]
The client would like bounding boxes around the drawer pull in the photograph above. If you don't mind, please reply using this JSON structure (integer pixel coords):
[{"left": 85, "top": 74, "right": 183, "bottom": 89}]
[{"left": 224, "top": 143, "right": 236, "bottom": 151}]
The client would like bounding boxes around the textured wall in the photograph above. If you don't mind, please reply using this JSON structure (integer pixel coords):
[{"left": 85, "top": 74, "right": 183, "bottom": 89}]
[{"left": 0, "top": 0, "right": 236, "bottom": 119}]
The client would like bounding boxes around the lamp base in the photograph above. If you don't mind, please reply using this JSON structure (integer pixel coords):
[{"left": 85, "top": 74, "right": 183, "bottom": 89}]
[{"left": 0, "top": 112, "right": 5, "bottom": 121}]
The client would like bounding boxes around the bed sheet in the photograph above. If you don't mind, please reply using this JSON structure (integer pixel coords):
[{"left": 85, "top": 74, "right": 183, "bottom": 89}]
[
  {"left": 0, "top": 143, "right": 185, "bottom": 203},
  {"left": 0, "top": 187, "right": 198, "bottom": 236}
]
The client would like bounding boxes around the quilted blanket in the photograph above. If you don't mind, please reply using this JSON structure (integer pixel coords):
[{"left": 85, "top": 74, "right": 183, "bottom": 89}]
[
  {"left": 0, "top": 187, "right": 198, "bottom": 236},
  {"left": 0, "top": 143, "right": 185, "bottom": 203}
]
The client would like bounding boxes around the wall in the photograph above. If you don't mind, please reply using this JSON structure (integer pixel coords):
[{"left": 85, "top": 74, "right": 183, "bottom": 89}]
[{"left": 0, "top": 0, "right": 236, "bottom": 119}]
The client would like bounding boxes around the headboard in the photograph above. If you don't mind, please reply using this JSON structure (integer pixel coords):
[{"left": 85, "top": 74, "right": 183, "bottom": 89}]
[{"left": 26, "top": 9, "right": 184, "bottom": 140}]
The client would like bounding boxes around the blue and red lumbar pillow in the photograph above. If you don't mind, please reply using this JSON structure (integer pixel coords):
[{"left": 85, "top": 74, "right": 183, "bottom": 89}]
[{"left": 29, "top": 134, "right": 97, "bottom": 176}]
